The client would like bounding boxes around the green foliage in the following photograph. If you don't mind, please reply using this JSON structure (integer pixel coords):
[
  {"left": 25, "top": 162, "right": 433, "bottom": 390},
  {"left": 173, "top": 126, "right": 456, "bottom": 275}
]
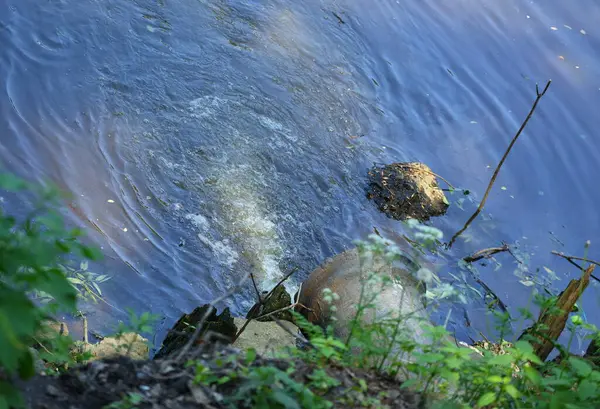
[
  {"left": 289, "top": 226, "right": 600, "bottom": 409},
  {"left": 188, "top": 350, "right": 334, "bottom": 409},
  {"left": 0, "top": 174, "right": 100, "bottom": 408},
  {"left": 104, "top": 392, "right": 143, "bottom": 409}
]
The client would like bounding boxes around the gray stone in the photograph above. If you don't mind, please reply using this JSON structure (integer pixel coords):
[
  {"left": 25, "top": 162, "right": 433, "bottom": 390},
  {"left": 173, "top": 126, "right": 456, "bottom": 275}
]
[{"left": 232, "top": 318, "right": 298, "bottom": 357}]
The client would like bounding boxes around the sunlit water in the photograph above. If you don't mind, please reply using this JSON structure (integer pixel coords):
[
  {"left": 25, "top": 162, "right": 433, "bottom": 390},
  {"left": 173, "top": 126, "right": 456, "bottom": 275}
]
[{"left": 1, "top": 0, "right": 599, "bottom": 351}]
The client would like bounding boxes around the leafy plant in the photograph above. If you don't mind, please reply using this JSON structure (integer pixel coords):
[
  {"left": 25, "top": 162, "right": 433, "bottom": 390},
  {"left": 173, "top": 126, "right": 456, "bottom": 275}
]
[{"left": 0, "top": 174, "right": 101, "bottom": 408}]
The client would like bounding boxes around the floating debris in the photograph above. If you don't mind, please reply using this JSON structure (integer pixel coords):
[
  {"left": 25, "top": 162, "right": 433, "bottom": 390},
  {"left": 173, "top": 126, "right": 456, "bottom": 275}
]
[
  {"left": 123, "top": 228, "right": 128, "bottom": 232},
  {"left": 580, "top": 29, "right": 587, "bottom": 35},
  {"left": 564, "top": 24, "right": 572, "bottom": 30},
  {"left": 107, "top": 199, "right": 115, "bottom": 203},
  {"left": 550, "top": 26, "right": 558, "bottom": 31}
]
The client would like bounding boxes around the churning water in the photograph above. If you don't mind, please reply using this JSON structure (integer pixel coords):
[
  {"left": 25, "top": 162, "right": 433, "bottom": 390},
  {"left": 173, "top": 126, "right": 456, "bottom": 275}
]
[{"left": 1, "top": 0, "right": 599, "bottom": 348}]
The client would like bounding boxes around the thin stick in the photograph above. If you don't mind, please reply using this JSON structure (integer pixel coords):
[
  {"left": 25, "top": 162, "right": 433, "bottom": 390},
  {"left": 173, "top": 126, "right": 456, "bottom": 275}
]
[
  {"left": 249, "top": 272, "right": 263, "bottom": 303},
  {"left": 232, "top": 268, "right": 301, "bottom": 343},
  {"left": 463, "top": 245, "right": 510, "bottom": 263},
  {"left": 83, "top": 316, "right": 88, "bottom": 344},
  {"left": 551, "top": 251, "right": 600, "bottom": 283},
  {"left": 448, "top": 80, "right": 552, "bottom": 248},
  {"left": 264, "top": 267, "right": 299, "bottom": 301}
]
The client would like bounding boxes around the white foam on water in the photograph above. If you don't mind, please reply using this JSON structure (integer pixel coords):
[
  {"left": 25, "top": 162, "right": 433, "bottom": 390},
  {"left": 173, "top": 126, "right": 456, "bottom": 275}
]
[
  {"left": 186, "top": 213, "right": 240, "bottom": 268},
  {"left": 218, "top": 171, "right": 284, "bottom": 290},
  {"left": 186, "top": 95, "right": 288, "bottom": 290},
  {"left": 186, "top": 213, "right": 210, "bottom": 231},
  {"left": 188, "top": 96, "right": 230, "bottom": 119},
  {"left": 259, "top": 115, "right": 297, "bottom": 142}
]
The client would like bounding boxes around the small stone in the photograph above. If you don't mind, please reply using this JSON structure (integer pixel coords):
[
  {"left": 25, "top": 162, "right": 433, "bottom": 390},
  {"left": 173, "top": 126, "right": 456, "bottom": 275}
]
[{"left": 46, "top": 385, "right": 61, "bottom": 397}]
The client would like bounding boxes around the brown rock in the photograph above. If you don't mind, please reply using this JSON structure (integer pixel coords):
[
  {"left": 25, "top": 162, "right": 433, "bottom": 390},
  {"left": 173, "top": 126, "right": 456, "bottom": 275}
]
[{"left": 367, "top": 162, "right": 448, "bottom": 221}]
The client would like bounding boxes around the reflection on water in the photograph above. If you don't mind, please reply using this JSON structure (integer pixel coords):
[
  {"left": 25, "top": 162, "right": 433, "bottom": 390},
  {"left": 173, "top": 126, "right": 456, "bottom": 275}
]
[{"left": 1, "top": 0, "right": 600, "bottom": 346}]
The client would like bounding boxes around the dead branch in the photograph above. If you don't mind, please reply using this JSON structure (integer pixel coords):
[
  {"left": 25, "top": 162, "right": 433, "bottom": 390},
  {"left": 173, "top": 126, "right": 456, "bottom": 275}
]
[
  {"left": 83, "top": 316, "right": 88, "bottom": 344},
  {"left": 448, "top": 80, "right": 552, "bottom": 248},
  {"left": 249, "top": 272, "right": 263, "bottom": 303},
  {"left": 519, "top": 264, "right": 595, "bottom": 361},
  {"left": 464, "top": 244, "right": 510, "bottom": 263},
  {"left": 231, "top": 267, "right": 300, "bottom": 343},
  {"left": 551, "top": 251, "right": 600, "bottom": 283}
]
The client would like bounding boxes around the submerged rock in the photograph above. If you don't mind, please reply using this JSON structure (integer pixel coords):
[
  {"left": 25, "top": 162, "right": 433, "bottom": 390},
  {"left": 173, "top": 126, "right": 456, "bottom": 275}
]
[
  {"left": 232, "top": 318, "right": 298, "bottom": 357},
  {"left": 245, "top": 285, "right": 293, "bottom": 322},
  {"left": 367, "top": 162, "right": 448, "bottom": 221},
  {"left": 154, "top": 305, "right": 237, "bottom": 359}
]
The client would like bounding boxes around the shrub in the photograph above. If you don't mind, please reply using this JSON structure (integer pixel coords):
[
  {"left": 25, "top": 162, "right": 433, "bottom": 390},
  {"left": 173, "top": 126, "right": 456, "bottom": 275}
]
[{"left": 0, "top": 174, "right": 100, "bottom": 409}]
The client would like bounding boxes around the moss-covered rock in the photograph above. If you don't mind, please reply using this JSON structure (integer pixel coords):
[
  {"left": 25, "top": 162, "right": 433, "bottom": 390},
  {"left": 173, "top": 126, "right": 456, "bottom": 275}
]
[
  {"left": 80, "top": 333, "right": 149, "bottom": 361},
  {"left": 246, "top": 285, "right": 293, "bottom": 322},
  {"left": 367, "top": 162, "right": 448, "bottom": 221}
]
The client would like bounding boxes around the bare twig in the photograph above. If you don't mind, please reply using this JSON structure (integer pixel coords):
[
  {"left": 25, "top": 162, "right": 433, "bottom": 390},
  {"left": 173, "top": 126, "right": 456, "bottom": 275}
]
[
  {"left": 33, "top": 336, "right": 55, "bottom": 356},
  {"left": 264, "top": 267, "right": 299, "bottom": 301},
  {"left": 83, "top": 316, "right": 88, "bottom": 344},
  {"left": 249, "top": 272, "right": 263, "bottom": 303},
  {"left": 232, "top": 268, "right": 300, "bottom": 343},
  {"left": 448, "top": 80, "right": 552, "bottom": 248},
  {"left": 551, "top": 251, "right": 600, "bottom": 283},
  {"left": 464, "top": 244, "right": 510, "bottom": 263},
  {"left": 519, "top": 264, "right": 595, "bottom": 361}
]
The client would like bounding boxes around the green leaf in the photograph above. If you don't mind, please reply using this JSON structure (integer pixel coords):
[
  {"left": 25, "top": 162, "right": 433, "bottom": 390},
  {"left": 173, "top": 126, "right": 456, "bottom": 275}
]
[
  {"left": 487, "top": 375, "right": 505, "bottom": 384},
  {"left": 489, "top": 354, "right": 514, "bottom": 367},
  {"left": 577, "top": 379, "right": 597, "bottom": 400},
  {"left": 568, "top": 357, "right": 593, "bottom": 378},
  {"left": 80, "top": 260, "right": 89, "bottom": 271},
  {"left": 504, "top": 384, "right": 520, "bottom": 399},
  {"left": 67, "top": 277, "right": 84, "bottom": 285},
  {"left": 17, "top": 350, "right": 35, "bottom": 380},
  {"left": 246, "top": 348, "right": 257, "bottom": 364},
  {"left": 92, "top": 281, "right": 102, "bottom": 296},
  {"left": 524, "top": 366, "right": 542, "bottom": 386},
  {"left": 477, "top": 392, "right": 497, "bottom": 407},
  {"left": 271, "top": 390, "right": 301, "bottom": 409}
]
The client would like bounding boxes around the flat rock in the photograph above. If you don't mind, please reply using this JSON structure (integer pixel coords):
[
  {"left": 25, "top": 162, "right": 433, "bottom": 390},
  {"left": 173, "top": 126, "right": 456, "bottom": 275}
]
[
  {"left": 81, "top": 333, "right": 149, "bottom": 361},
  {"left": 232, "top": 318, "right": 298, "bottom": 357}
]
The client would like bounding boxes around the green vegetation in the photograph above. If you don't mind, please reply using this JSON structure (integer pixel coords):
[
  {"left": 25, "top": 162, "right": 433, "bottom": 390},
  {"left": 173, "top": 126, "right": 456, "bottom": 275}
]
[
  {"left": 0, "top": 174, "right": 101, "bottom": 408},
  {"left": 3, "top": 173, "right": 600, "bottom": 409},
  {"left": 184, "top": 229, "right": 600, "bottom": 408}
]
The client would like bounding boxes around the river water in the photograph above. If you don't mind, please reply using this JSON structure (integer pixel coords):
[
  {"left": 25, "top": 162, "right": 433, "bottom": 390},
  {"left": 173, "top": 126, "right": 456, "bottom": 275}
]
[{"left": 1, "top": 0, "right": 599, "bottom": 350}]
